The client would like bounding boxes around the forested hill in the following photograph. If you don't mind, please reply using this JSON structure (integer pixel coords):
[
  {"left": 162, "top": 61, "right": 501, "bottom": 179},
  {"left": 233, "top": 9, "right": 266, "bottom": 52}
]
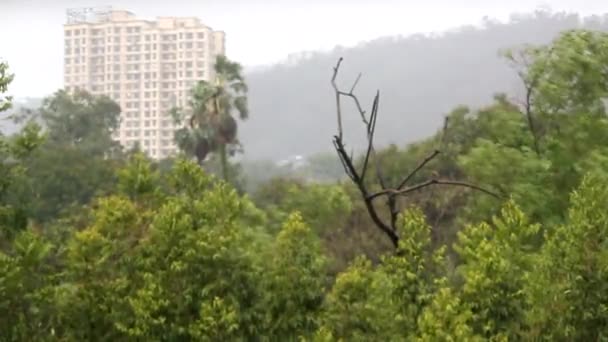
[{"left": 241, "top": 10, "right": 608, "bottom": 161}]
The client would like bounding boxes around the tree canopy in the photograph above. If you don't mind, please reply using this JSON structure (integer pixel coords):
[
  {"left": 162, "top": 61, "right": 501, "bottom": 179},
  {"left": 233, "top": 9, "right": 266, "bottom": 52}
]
[{"left": 2, "top": 22, "right": 608, "bottom": 341}]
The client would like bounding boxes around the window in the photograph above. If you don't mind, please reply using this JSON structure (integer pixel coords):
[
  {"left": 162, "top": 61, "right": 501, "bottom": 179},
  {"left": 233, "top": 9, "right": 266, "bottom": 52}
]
[
  {"left": 197, "top": 32, "right": 204, "bottom": 39},
  {"left": 186, "top": 32, "right": 193, "bottom": 39}
]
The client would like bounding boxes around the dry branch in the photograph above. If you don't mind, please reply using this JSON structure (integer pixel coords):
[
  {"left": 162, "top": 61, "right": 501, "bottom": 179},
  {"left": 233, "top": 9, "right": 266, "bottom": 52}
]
[{"left": 330, "top": 57, "right": 501, "bottom": 249}]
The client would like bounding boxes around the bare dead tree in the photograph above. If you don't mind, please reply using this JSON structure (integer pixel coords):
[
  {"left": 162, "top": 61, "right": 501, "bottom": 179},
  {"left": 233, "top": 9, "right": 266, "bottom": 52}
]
[
  {"left": 506, "top": 47, "right": 542, "bottom": 157},
  {"left": 504, "top": 44, "right": 559, "bottom": 158},
  {"left": 331, "top": 57, "right": 500, "bottom": 249}
]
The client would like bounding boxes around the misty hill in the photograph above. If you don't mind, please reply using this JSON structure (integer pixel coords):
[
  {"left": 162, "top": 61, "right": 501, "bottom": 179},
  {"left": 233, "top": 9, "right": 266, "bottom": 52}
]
[
  {"left": 0, "top": 97, "right": 42, "bottom": 135},
  {"left": 240, "top": 10, "right": 608, "bottom": 161}
]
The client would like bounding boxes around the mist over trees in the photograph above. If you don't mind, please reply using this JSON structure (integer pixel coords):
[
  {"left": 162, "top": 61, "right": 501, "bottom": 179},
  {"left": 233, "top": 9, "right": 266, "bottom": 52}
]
[
  {"left": 241, "top": 9, "right": 608, "bottom": 160},
  {"left": 3, "top": 7, "right": 608, "bottom": 341}
]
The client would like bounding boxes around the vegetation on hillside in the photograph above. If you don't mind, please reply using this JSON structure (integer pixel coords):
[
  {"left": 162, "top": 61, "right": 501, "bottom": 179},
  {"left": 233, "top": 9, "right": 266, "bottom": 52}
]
[
  {"left": 241, "top": 9, "right": 608, "bottom": 160},
  {"left": 2, "top": 19, "right": 608, "bottom": 340}
]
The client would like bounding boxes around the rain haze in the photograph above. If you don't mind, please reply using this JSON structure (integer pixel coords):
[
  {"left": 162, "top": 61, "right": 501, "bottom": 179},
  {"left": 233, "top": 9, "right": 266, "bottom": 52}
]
[
  {"left": 1, "top": 0, "right": 606, "bottom": 97},
  {"left": 1, "top": 0, "right": 608, "bottom": 160},
  {"left": 4, "top": 2, "right": 608, "bottom": 338}
]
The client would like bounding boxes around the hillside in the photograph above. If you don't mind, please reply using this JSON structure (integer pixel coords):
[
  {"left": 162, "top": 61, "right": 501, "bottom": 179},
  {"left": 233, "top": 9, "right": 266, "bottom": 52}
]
[
  {"left": 0, "top": 97, "right": 42, "bottom": 135},
  {"left": 240, "top": 10, "right": 607, "bottom": 161}
]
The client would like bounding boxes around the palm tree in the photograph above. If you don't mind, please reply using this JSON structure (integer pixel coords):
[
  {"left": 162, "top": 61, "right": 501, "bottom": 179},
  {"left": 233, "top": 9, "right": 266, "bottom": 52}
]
[{"left": 172, "top": 55, "right": 248, "bottom": 182}]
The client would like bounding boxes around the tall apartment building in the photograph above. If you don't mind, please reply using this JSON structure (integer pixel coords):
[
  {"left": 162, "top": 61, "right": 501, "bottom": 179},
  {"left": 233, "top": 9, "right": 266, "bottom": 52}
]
[{"left": 63, "top": 7, "right": 225, "bottom": 159}]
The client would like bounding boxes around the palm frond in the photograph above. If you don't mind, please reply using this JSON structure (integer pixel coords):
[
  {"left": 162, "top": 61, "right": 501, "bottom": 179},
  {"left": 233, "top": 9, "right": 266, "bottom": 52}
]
[{"left": 234, "top": 96, "right": 249, "bottom": 120}]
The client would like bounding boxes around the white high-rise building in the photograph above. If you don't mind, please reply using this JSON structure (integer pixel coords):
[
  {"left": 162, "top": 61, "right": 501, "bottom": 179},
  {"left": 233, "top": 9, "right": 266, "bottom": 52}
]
[{"left": 63, "top": 7, "right": 226, "bottom": 159}]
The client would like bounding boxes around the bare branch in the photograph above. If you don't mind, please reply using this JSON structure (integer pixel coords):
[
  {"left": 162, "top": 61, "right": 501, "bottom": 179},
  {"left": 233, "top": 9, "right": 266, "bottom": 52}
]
[
  {"left": 440, "top": 116, "right": 449, "bottom": 148},
  {"left": 350, "top": 73, "right": 362, "bottom": 94},
  {"left": 333, "top": 137, "right": 358, "bottom": 182},
  {"left": 361, "top": 92, "right": 380, "bottom": 182},
  {"left": 523, "top": 81, "right": 541, "bottom": 156},
  {"left": 397, "top": 149, "right": 440, "bottom": 190},
  {"left": 507, "top": 45, "right": 556, "bottom": 157},
  {"left": 330, "top": 57, "right": 500, "bottom": 249},
  {"left": 331, "top": 57, "right": 344, "bottom": 140},
  {"left": 331, "top": 58, "right": 397, "bottom": 247},
  {"left": 368, "top": 179, "right": 501, "bottom": 201}
]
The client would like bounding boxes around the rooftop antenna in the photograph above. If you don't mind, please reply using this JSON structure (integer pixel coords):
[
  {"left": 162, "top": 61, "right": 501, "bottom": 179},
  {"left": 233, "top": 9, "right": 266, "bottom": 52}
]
[{"left": 66, "top": 6, "right": 112, "bottom": 24}]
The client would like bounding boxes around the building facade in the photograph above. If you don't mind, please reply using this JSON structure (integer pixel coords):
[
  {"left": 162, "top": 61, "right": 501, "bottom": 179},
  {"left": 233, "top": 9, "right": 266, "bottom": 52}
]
[{"left": 63, "top": 7, "right": 225, "bottom": 159}]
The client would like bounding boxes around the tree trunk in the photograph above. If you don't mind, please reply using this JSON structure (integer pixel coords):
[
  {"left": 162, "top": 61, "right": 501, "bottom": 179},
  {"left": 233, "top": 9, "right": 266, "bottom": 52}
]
[{"left": 219, "top": 143, "right": 229, "bottom": 182}]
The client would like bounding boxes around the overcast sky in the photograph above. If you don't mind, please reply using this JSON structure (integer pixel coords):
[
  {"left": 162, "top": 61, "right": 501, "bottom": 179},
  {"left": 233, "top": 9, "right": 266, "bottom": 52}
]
[{"left": 1, "top": 0, "right": 606, "bottom": 98}]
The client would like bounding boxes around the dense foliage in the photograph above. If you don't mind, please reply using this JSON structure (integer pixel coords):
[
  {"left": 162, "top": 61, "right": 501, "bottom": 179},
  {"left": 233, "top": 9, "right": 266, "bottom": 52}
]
[{"left": 2, "top": 25, "right": 608, "bottom": 340}]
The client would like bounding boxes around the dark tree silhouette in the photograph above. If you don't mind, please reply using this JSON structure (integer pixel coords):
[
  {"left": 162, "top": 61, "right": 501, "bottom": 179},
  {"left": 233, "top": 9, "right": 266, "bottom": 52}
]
[{"left": 330, "top": 58, "right": 500, "bottom": 248}]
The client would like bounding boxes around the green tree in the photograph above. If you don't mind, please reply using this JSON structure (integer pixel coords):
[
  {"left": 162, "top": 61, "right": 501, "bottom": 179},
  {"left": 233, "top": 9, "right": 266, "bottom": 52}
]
[
  {"left": 38, "top": 89, "right": 121, "bottom": 155},
  {"left": 20, "top": 90, "right": 123, "bottom": 223},
  {"left": 117, "top": 160, "right": 265, "bottom": 340},
  {"left": 0, "top": 61, "right": 14, "bottom": 112},
  {"left": 0, "top": 62, "right": 44, "bottom": 239},
  {"left": 454, "top": 202, "right": 538, "bottom": 339},
  {"left": 0, "top": 230, "right": 57, "bottom": 341},
  {"left": 173, "top": 55, "right": 248, "bottom": 182},
  {"left": 262, "top": 212, "right": 327, "bottom": 339},
  {"left": 526, "top": 174, "right": 608, "bottom": 340},
  {"left": 317, "top": 257, "right": 400, "bottom": 341},
  {"left": 416, "top": 287, "right": 480, "bottom": 342}
]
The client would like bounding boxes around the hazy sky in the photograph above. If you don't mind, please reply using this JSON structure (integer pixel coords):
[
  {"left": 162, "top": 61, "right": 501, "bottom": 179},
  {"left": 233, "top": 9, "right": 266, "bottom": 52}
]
[{"left": 1, "top": 0, "right": 606, "bottom": 98}]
